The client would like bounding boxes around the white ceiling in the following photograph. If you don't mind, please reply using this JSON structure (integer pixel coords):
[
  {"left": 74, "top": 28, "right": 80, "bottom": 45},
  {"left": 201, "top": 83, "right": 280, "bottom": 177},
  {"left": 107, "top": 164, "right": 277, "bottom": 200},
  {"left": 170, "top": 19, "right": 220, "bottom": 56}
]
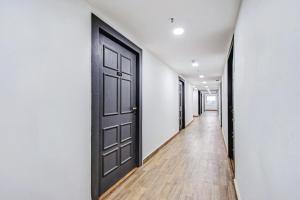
[{"left": 89, "top": 0, "right": 240, "bottom": 90}]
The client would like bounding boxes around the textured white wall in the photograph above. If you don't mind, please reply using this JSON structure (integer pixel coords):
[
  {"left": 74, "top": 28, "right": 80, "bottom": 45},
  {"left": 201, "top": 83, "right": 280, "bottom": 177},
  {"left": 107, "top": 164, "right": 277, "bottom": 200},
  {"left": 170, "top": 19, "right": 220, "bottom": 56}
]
[{"left": 234, "top": 0, "right": 300, "bottom": 199}]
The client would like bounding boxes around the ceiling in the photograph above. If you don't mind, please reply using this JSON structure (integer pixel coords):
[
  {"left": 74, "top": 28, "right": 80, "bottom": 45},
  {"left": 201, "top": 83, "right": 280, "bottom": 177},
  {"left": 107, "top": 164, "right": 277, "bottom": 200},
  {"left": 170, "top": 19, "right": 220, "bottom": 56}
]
[{"left": 89, "top": 0, "right": 240, "bottom": 90}]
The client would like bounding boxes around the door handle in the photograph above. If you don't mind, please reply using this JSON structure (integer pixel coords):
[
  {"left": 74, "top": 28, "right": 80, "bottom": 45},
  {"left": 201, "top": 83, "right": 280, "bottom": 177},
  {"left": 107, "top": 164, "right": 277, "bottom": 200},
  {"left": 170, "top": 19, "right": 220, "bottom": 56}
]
[{"left": 132, "top": 107, "right": 137, "bottom": 112}]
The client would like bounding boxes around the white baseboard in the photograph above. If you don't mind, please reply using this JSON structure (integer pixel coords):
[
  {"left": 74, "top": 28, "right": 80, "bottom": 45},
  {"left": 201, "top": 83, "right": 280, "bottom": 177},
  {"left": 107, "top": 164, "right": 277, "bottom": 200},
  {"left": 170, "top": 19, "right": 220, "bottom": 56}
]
[{"left": 234, "top": 179, "right": 241, "bottom": 200}]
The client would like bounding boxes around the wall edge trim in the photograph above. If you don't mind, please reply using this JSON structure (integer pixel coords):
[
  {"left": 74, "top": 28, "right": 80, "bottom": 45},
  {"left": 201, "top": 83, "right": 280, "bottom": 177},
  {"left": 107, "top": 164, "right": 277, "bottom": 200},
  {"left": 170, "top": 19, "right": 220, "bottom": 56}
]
[{"left": 234, "top": 178, "right": 241, "bottom": 200}]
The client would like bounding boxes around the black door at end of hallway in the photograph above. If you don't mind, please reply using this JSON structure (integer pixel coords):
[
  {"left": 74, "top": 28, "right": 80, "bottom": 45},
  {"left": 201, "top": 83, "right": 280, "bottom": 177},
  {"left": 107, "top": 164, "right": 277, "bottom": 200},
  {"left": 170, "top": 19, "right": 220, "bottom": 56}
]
[
  {"left": 179, "top": 78, "right": 185, "bottom": 130},
  {"left": 198, "top": 90, "right": 202, "bottom": 115}
]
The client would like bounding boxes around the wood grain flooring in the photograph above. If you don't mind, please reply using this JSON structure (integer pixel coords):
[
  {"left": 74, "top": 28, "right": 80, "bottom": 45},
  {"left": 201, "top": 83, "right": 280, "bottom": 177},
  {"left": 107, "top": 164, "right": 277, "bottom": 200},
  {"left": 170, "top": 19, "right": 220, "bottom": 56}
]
[{"left": 102, "top": 111, "right": 237, "bottom": 200}]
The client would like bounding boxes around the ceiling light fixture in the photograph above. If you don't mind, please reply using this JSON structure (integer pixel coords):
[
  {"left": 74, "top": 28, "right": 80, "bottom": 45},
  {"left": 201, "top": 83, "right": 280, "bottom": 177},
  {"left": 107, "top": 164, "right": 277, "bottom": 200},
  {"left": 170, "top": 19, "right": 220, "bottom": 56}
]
[
  {"left": 191, "top": 60, "right": 199, "bottom": 67},
  {"left": 192, "top": 62, "right": 199, "bottom": 67},
  {"left": 170, "top": 18, "right": 184, "bottom": 36},
  {"left": 173, "top": 27, "right": 184, "bottom": 35},
  {"left": 202, "top": 81, "right": 207, "bottom": 84},
  {"left": 199, "top": 75, "right": 205, "bottom": 78}
]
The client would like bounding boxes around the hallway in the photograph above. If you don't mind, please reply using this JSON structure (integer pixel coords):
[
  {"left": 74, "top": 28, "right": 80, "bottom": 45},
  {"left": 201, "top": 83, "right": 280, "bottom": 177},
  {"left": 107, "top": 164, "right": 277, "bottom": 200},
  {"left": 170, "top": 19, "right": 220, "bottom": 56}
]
[
  {"left": 2, "top": 1, "right": 300, "bottom": 199},
  {"left": 104, "top": 112, "right": 236, "bottom": 200}
]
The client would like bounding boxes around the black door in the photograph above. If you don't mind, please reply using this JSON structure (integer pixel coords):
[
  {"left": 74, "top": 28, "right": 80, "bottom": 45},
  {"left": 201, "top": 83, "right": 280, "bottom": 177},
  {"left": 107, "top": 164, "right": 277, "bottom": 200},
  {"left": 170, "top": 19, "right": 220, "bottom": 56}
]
[
  {"left": 200, "top": 92, "right": 202, "bottom": 114},
  {"left": 91, "top": 14, "right": 142, "bottom": 199},
  {"left": 98, "top": 34, "right": 137, "bottom": 194},
  {"left": 220, "top": 82, "right": 223, "bottom": 127},
  {"left": 179, "top": 81, "right": 184, "bottom": 130},
  {"left": 178, "top": 78, "right": 185, "bottom": 130},
  {"left": 228, "top": 36, "right": 235, "bottom": 171},
  {"left": 198, "top": 90, "right": 201, "bottom": 115}
]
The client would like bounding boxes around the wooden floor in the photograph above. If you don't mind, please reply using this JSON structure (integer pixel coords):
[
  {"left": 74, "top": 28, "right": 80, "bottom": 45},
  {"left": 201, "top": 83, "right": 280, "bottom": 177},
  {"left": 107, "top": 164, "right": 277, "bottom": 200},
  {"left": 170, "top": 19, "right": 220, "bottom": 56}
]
[{"left": 104, "top": 111, "right": 236, "bottom": 200}]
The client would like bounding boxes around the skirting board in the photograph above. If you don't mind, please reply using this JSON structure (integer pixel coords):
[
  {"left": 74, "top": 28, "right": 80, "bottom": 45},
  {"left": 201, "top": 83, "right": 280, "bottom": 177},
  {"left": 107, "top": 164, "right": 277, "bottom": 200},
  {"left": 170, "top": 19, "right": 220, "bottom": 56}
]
[
  {"left": 185, "top": 118, "right": 194, "bottom": 127},
  {"left": 143, "top": 130, "right": 180, "bottom": 164},
  {"left": 143, "top": 119, "right": 194, "bottom": 164},
  {"left": 234, "top": 179, "right": 241, "bottom": 200},
  {"left": 99, "top": 168, "right": 137, "bottom": 200}
]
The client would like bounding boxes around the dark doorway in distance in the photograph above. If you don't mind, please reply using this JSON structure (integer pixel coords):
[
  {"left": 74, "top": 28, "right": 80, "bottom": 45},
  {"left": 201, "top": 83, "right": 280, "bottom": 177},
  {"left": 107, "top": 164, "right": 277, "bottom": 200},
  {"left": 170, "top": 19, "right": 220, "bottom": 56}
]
[
  {"left": 179, "top": 77, "right": 185, "bottom": 130},
  {"left": 198, "top": 90, "right": 202, "bottom": 115}
]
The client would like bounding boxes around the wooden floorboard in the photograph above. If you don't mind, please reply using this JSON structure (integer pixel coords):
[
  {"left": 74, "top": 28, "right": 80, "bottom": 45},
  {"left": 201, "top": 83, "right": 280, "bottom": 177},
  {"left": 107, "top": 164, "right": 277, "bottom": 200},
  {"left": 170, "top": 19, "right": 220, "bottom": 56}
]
[{"left": 103, "top": 111, "right": 237, "bottom": 200}]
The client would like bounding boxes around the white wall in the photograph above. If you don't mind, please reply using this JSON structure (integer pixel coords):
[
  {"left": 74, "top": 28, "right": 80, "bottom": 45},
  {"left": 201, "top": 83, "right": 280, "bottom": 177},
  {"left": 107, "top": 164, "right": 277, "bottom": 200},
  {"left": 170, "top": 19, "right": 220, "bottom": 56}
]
[
  {"left": 234, "top": 0, "right": 300, "bottom": 199},
  {"left": 185, "top": 81, "right": 194, "bottom": 125},
  {"left": 221, "top": 63, "right": 229, "bottom": 150},
  {"left": 192, "top": 89, "right": 199, "bottom": 116},
  {"left": 0, "top": 1, "right": 91, "bottom": 200},
  {"left": 142, "top": 50, "right": 179, "bottom": 158},
  {"left": 0, "top": 1, "right": 195, "bottom": 199}
]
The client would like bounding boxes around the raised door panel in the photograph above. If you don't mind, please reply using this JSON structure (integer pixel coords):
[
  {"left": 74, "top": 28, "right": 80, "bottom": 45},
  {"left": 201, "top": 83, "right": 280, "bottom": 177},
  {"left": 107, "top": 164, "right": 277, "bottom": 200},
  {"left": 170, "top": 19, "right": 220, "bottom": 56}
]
[
  {"left": 120, "top": 142, "right": 132, "bottom": 165},
  {"left": 121, "top": 79, "right": 131, "bottom": 114},
  {"left": 120, "top": 123, "right": 132, "bottom": 142},
  {"left": 104, "top": 46, "right": 118, "bottom": 71},
  {"left": 121, "top": 55, "right": 131, "bottom": 75},
  {"left": 103, "top": 125, "right": 118, "bottom": 150},
  {"left": 103, "top": 74, "right": 119, "bottom": 116},
  {"left": 102, "top": 148, "right": 119, "bottom": 176}
]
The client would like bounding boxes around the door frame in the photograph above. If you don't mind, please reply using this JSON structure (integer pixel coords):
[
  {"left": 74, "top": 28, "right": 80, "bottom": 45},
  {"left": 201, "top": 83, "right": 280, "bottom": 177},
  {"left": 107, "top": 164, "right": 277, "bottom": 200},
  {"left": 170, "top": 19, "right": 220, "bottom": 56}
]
[
  {"left": 91, "top": 14, "right": 143, "bottom": 200},
  {"left": 204, "top": 93, "right": 206, "bottom": 111},
  {"left": 227, "top": 35, "right": 235, "bottom": 172},
  {"left": 198, "top": 90, "right": 201, "bottom": 115},
  {"left": 200, "top": 92, "right": 203, "bottom": 114},
  {"left": 220, "top": 82, "right": 223, "bottom": 127},
  {"left": 178, "top": 77, "right": 186, "bottom": 129}
]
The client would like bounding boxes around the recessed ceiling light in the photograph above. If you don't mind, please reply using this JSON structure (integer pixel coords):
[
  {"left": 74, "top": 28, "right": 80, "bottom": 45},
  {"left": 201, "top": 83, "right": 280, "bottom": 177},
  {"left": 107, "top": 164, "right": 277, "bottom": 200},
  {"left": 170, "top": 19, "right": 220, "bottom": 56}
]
[
  {"left": 199, "top": 75, "right": 205, "bottom": 78},
  {"left": 192, "top": 62, "right": 199, "bottom": 67},
  {"left": 205, "top": 85, "right": 208, "bottom": 87},
  {"left": 191, "top": 60, "right": 198, "bottom": 67},
  {"left": 173, "top": 27, "right": 184, "bottom": 35},
  {"left": 202, "top": 81, "right": 207, "bottom": 84}
]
